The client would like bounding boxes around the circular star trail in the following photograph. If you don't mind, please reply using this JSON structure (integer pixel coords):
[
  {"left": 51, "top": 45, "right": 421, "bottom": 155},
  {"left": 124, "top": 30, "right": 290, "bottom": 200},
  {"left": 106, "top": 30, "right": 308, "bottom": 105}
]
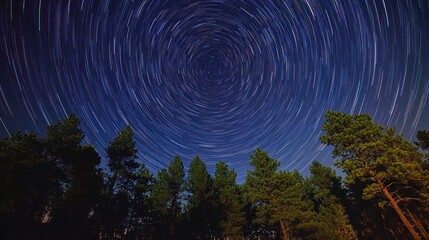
[{"left": 1, "top": 0, "right": 429, "bottom": 181}]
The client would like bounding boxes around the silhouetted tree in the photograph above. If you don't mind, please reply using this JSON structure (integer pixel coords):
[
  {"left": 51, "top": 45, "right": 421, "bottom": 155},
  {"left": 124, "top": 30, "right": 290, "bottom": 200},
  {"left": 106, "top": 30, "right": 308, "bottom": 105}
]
[
  {"left": 0, "top": 132, "right": 56, "bottom": 239},
  {"left": 2, "top": 112, "right": 427, "bottom": 240},
  {"left": 45, "top": 114, "right": 104, "bottom": 239},
  {"left": 101, "top": 125, "right": 139, "bottom": 239},
  {"left": 125, "top": 163, "right": 153, "bottom": 239},
  {"left": 106, "top": 125, "right": 139, "bottom": 196}
]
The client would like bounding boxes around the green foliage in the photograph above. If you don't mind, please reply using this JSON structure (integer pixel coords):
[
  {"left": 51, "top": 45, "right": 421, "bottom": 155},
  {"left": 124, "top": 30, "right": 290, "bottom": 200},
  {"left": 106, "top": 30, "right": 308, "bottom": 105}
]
[
  {"left": 320, "top": 111, "right": 427, "bottom": 196},
  {"left": 47, "top": 115, "right": 105, "bottom": 239},
  {"left": 187, "top": 156, "right": 215, "bottom": 239},
  {"left": 321, "top": 110, "right": 429, "bottom": 240},
  {"left": 1, "top": 112, "right": 427, "bottom": 239},
  {"left": 244, "top": 148, "right": 280, "bottom": 225},
  {"left": 188, "top": 156, "right": 212, "bottom": 202},
  {"left": 101, "top": 125, "right": 142, "bottom": 239},
  {"left": 416, "top": 130, "right": 429, "bottom": 170},
  {"left": 151, "top": 156, "right": 186, "bottom": 239},
  {"left": 106, "top": 125, "right": 139, "bottom": 193},
  {"left": 213, "top": 161, "right": 245, "bottom": 239},
  {"left": 416, "top": 130, "right": 429, "bottom": 150},
  {"left": 167, "top": 156, "right": 186, "bottom": 199},
  {"left": 0, "top": 132, "right": 55, "bottom": 222},
  {"left": 248, "top": 147, "right": 280, "bottom": 179},
  {"left": 125, "top": 163, "right": 154, "bottom": 239},
  {"left": 107, "top": 126, "right": 138, "bottom": 170},
  {"left": 245, "top": 148, "right": 317, "bottom": 239},
  {"left": 269, "top": 170, "right": 315, "bottom": 239},
  {"left": 307, "top": 161, "right": 356, "bottom": 240},
  {"left": 151, "top": 169, "right": 170, "bottom": 215},
  {"left": 46, "top": 114, "right": 84, "bottom": 154}
]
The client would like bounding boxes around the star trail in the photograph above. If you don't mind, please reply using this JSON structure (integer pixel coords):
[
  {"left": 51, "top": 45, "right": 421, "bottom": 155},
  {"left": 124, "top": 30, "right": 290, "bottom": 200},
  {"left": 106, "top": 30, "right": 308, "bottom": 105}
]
[{"left": 1, "top": 0, "right": 429, "bottom": 181}]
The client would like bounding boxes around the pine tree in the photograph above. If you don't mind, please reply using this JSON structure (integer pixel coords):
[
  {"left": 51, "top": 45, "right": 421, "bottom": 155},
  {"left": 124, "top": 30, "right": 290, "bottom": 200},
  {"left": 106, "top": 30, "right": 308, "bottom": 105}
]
[
  {"left": 0, "top": 132, "right": 56, "bottom": 238},
  {"left": 102, "top": 125, "right": 139, "bottom": 239},
  {"left": 320, "top": 111, "right": 429, "bottom": 240},
  {"left": 245, "top": 148, "right": 313, "bottom": 239},
  {"left": 125, "top": 163, "right": 153, "bottom": 239},
  {"left": 106, "top": 125, "right": 139, "bottom": 195},
  {"left": 187, "top": 156, "right": 215, "bottom": 239},
  {"left": 46, "top": 114, "right": 104, "bottom": 239},
  {"left": 307, "top": 161, "right": 356, "bottom": 240},
  {"left": 213, "top": 161, "right": 244, "bottom": 239},
  {"left": 416, "top": 130, "right": 429, "bottom": 150},
  {"left": 151, "top": 156, "right": 185, "bottom": 239},
  {"left": 270, "top": 171, "right": 316, "bottom": 240},
  {"left": 244, "top": 148, "right": 279, "bottom": 230}
]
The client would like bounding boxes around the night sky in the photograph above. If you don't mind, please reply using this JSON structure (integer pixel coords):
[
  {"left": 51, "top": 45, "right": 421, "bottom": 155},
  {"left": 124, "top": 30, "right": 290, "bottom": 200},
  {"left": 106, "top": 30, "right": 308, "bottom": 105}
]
[{"left": 1, "top": 0, "right": 428, "bottom": 181}]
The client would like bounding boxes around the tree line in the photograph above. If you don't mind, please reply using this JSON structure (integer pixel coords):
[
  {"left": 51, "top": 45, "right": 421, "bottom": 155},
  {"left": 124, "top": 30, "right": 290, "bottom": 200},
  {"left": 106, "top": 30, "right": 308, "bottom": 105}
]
[{"left": 0, "top": 111, "right": 428, "bottom": 240}]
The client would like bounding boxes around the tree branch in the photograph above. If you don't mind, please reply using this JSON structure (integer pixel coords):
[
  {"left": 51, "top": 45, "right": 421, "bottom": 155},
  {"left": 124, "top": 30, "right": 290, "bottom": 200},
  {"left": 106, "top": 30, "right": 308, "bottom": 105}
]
[{"left": 396, "top": 197, "right": 427, "bottom": 204}]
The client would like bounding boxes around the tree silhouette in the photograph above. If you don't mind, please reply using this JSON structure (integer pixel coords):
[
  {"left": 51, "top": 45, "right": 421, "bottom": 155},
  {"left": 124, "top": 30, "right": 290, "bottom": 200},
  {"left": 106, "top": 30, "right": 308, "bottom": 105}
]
[
  {"left": 0, "top": 132, "right": 56, "bottom": 239},
  {"left": 101, "top": 125, "right": 139, "bottom": 239}
]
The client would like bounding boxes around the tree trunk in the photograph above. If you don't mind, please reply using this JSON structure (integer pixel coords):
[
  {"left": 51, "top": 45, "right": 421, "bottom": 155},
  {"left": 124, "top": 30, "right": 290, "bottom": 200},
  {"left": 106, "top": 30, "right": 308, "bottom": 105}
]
[
  {"left": 406, "top": 208, "right": 429, "bottom": 240},
  {"left": 280, "top": 220, "right": 290, "bottom": 240},
  {"left": 169, "top": 219, "right": 174, "bottom": 240},
  {"left": 382, "top": 188, "right": 421, "bottom": 240},
  {"left": 168, "top": 198, "right": 177, "bottom": 240}
]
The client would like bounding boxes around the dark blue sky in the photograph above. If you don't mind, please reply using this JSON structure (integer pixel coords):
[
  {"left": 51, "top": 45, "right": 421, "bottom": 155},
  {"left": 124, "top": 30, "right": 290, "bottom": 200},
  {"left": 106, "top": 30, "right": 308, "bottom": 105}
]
[{"left": 1, "top": 0, "right": 428, "bottom": 181}]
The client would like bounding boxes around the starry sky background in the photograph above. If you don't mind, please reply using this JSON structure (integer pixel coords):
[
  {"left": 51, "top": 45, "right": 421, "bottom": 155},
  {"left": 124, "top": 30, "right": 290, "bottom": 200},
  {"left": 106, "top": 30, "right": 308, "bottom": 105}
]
[{"left": 1, "top": 0, "right": 428, "bottom": 181}]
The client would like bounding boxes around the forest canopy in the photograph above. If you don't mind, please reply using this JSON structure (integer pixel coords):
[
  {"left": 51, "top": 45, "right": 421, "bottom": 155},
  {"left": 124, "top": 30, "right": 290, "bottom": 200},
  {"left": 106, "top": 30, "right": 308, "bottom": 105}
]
[{"left": 0, "top": 111, "right": 428, "bottom": 240}]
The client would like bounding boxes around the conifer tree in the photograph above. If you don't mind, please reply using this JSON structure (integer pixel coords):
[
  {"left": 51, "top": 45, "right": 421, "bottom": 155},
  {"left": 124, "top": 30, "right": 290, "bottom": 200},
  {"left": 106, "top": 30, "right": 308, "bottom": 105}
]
[
  {"left": 244, "top": 148, "right": 279, "bottom": 228},
  {"left": 46, "top": 115, "right": 104, "bottom": 239},
  {"left": 125, "top": 163, "right": 153, "bottom": 239},
  {"left": 307, "top": 161, "right": 356, "bottom": 240},
  {"left": 0, "top": 132, "right": 56, "bottom": 238},
  {"left": 270, "top": 170, "right": 316, "bottom": 240},
  {"left": 187, "top": 156, "right": 215, "bottom": 239},
  {"left": 151, "top": 156, "right": 185, "bottom": 239},
  {"left": 321, "top": 111, "right": 429, "bottom": 240},
  {"left": 213, "top": 161, "right": 244, "bottom": 239},
  {"left": 416, "top": 130, "right": 429, "bottom": 150},
  {"left": 102, "top": 125, "right": 139, "bottom": 239},
  {"left": 106, "top": 125, "right": 139, "bottom": 195},
  {"left": 245, "top": 148, "right": 312, "bottom": 239}
]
